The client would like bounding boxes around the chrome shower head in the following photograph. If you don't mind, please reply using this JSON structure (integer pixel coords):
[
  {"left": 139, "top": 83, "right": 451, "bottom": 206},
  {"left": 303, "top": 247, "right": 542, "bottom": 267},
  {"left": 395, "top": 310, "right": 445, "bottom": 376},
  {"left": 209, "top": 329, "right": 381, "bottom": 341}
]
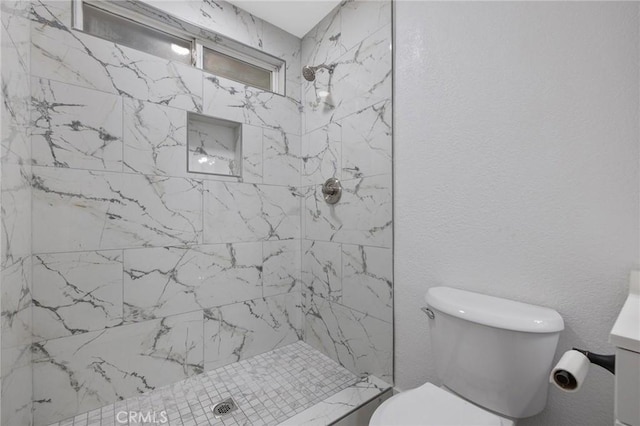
[
  {"left": 302, "top": 64, "right": 336, "bottom": 81},
  {"left": 302, "top": 66, "right": 316, "bottom": 81}
]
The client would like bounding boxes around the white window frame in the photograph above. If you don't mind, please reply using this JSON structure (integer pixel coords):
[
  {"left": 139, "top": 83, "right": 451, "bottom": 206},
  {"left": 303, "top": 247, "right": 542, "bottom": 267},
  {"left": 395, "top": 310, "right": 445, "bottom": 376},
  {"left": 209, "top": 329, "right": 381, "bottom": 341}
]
[{"left": 72, "top": 0, "right": 285, "bottom": 95}]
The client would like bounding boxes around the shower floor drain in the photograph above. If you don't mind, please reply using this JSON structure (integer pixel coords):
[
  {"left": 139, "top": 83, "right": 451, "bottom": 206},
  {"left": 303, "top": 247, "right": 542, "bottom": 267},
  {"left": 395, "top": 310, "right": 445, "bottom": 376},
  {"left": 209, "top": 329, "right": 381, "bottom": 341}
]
[{"left": 211, "top": 398, "right": 238, "bottom": 418}]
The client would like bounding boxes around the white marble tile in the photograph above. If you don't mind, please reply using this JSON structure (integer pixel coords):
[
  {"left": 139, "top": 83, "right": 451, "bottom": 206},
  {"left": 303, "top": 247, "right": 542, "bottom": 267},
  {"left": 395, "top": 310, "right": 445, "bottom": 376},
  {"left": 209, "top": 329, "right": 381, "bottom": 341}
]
[
  {"left": 342, "top": 244, "right": 392, "bottom": 323},
  {"left": 123, "top": 99, "right": 187, "bottom": 177},
  {"left": 33, "top": 311, "right": 204, "bottom": 426},
  {"left": 279, "top": 375, "right": 391, "bottom": 426},
  {"left": 338, "top": 0, "right": 392, "bottom": 52},
  {"left": 31, "top": 2, "right": 202, "bottom": 112},
  {"left": 1, "top": 163, "right": 31, "bottom": 260},
  {"left": 263, "top": 240, "right": 301, "bottom": 297},
  {"left": 263, "top": 128, "right": 301, "bottom": 186},
  {"left": 304, "top": 294, "right": 392, "bottom": 382},
  {"left": 302, "top": 240, "right": 342, "bottom": 302},
  {"left": 124, "top": 243, "right": 262, "bottom": 321},
  {"left": 31, "top": 0, "right": 70, "bottom": 27},
  {"left": 32, "top": 251, "right": 124, "bottom": 341},
  {"left": 301, "top": 3, "right": 344, "bottom": 71},
  {"left": 1, "top": 255, "right": 31, "bottom": 349},
  {"left": 203, "top": 75, "right": 301, "bottom": 136},
  {"left": 241, "top": 124, "right": 263, "bottom": 184},
  {"left": 1, "top": 344, "right": 32, "bottom": 426},
  {"left": 32, "top": 167, "right": 203, "bottom": 252},
  {"left": 31, "top": 77, "right": 123, "bottom": 171},
  {"left": 304, "top": 174, "right": 392, "bottom": 248},
  {"left": 203, "top": 181, "right": 300, "bottom": 243},
  {"left": 341, "top": 100, "right": 392, "bottom": 179},
  {"left": 303, "top": 25, "right": 392, "bottom": 133},
  {"left": 1, "top": 12, "right": 30, "bottom": 166},
  {"left": 301, "top": 121, "right": 342, "bottom": 186},
  {"left": 204, "top": 292, "right": 301, "bottom": 371}
]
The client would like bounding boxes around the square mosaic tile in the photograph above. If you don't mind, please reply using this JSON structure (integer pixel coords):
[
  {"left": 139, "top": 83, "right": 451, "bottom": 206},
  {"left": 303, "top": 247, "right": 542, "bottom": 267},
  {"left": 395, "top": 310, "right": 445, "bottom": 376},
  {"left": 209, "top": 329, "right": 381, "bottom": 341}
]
[{"left": 47, "top": 341, "right": 362, "bottom": 426}]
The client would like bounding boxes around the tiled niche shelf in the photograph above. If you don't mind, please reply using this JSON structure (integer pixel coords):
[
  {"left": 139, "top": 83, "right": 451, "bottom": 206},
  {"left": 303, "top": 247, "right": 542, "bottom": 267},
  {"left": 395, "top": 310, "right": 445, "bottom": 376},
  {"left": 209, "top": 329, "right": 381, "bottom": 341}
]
[{"left": 187, "top": 112, "right": 243, "bottom": 177}]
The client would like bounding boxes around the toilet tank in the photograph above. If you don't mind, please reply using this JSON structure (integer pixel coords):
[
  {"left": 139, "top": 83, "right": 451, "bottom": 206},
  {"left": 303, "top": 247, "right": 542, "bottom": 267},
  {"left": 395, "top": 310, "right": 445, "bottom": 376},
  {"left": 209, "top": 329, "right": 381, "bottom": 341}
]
[{"left": 425, "top": 287, "right": 564, "bottom": 419}]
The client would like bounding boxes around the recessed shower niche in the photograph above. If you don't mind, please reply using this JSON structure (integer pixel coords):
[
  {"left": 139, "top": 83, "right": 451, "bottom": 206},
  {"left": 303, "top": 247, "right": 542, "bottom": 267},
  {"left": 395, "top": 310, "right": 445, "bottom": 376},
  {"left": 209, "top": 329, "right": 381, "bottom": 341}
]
[{"left": 187, "top": 112, "right": 242, "bottom": 177}]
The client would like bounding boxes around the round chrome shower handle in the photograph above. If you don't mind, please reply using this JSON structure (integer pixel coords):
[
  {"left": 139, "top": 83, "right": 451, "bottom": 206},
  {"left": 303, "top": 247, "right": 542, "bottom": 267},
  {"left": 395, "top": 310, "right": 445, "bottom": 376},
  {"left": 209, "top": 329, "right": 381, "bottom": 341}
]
[{"left": 322, "top": 178, "right": 342, "bottom": 204}]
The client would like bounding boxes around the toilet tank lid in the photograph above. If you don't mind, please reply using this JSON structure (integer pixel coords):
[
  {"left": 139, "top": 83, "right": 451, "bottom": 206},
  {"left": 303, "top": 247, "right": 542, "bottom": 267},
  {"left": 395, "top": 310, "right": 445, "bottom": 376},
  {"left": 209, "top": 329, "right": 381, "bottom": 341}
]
[{"left": 425, "top": 287, "right": 564, "bottom": 333}]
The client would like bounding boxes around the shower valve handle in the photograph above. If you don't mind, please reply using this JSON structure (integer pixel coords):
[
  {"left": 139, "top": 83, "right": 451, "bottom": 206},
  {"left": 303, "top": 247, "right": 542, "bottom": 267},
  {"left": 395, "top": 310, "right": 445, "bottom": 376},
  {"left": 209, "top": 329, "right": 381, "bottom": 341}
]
[{"left": 322, "top": 178, "right": 342, "bottom": 204}]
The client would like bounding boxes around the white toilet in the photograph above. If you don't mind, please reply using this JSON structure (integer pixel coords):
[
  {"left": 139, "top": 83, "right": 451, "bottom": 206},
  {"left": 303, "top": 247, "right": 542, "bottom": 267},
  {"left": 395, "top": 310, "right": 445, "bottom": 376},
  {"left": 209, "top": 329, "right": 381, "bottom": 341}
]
[{"left": 370, "top": 287, "right": 564, "bottom": 426}]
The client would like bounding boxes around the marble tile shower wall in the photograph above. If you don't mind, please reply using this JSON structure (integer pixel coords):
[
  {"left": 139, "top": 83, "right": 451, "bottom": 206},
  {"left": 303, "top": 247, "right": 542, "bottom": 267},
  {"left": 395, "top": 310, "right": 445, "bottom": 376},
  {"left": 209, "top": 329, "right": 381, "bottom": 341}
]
[
  {"left": 300, "top": 1, "right": 393, "bottom": 383},
  {"left": 27, "top": 1, "right": 303, "bottom": 425},
  {"left": 1, "top": 1, "right": 33, "bottom": 425}
]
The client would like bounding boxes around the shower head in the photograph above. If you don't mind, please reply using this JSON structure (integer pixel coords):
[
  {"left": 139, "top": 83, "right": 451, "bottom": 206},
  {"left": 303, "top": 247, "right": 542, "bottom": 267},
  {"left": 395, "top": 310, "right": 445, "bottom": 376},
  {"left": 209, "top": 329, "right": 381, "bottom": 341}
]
[{"left": 302, "top": 64, "right": 336, "bottom": 81}]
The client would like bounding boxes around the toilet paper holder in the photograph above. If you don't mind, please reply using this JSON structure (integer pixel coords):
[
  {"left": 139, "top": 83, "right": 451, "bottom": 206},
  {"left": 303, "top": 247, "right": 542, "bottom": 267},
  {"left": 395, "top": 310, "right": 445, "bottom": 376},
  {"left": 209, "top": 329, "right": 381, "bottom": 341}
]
[
  {"left": 571, "top": 348, "right": 616, "bottom": 374},
  {"left": 551, "top": 348, "right": 616, "bottom": 392}
]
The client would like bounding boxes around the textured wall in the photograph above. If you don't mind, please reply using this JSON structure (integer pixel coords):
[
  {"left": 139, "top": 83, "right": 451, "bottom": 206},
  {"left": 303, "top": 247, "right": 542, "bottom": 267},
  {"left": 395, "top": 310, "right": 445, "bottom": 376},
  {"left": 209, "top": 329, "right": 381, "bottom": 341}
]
[
  {"left": 1, "top": 1, "right": 32, "bottom": 424},
  {"left": 394, "top": 2, "right": 639, "bottom": 425},
  {"left": 27, "top": 1, "right": 303, "bottom": 424},
  {"left": 300, "top": 1, "right": 393, "bottom": 383}
]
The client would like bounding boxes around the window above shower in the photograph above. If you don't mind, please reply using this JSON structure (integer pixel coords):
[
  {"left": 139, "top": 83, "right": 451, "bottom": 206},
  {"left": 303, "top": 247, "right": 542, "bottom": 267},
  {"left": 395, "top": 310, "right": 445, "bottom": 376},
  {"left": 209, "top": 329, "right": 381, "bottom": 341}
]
[{"left": 72, "top": 0, "right": 286, "bottom": 94}]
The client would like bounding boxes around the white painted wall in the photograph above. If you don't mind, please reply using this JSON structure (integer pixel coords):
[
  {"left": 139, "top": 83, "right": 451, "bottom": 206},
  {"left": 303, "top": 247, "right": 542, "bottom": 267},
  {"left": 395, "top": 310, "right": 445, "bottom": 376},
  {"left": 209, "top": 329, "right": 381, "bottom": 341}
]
[{"left": 394, "top": 2, "right": 639, "bottom": 425}]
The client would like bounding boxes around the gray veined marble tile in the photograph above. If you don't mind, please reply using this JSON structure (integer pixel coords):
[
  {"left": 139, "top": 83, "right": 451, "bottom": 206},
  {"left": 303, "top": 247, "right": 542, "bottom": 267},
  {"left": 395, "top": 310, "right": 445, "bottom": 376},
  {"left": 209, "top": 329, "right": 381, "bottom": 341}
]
[
  {"left": 301, "top": 122, "right": 342, "bottom": 186},
  {"left": 303, "top": 24, "right": 392, "bottom": 133},
  {"left": 241, "top": 124, "right": 263, "bottom": 184},
  {"left": 32, "top": 311, "right": 204, "bottom": 426},
  {"left": 31, "top": 78, "right": 123, "bottom": 171},
  {"left": 32, "top": 251, "right": 124, "bottom": 342},
  {"left": 304, "top": 174, "right": 392, "bottom": 248},
  {"left": 263, "top": 240, "right": 301, "bottom": 297},
  {"left": 279, "top": 375, "right": 391, "bottom": 426},
  {"left": 124, "top": 243, "right": 262, "bottom": 321},
  {"left": 203, "top": 292, "right": 302, "bottom": 371},
  {"left": 341, "top": 101, "right": 391, "bottom": 179},
  {"left": 1, "top": 163, "right": 31, "bottom": 260},
  {"left": 123, "top": 98, "right": 187, "bottom": 177},
  {"left": 1, "top": 344, "right": 32, "bottom": 426},
  {"left": 301, "top": 3, "right": 344, "bottom": 71},
  {"left": 338, "top": 0, "right": 392, "bottom": 53},
  {"left": 203, "top": 75, "right": 301, "bottom": 136},
  {"left": 1, "top": 11, "right": 31, "bottom": 166},
  {"left": 263, "top": 128, "right": 301, "bottom": 186},
  {"left": 341, "top": 244, "right": 392, "bottom": 323},
  {"left": 32, "top": 167, "right": 203, "bottom": 252},
  {"left": 304, "top": 294, "right": 392, "bottom": 382},
  {"left": 302, "top": 240, "right": 342, "bottom": 302},
  {"left": 204, "top": 181, "right": 301, "bottom": 244},
  {"left": 30, "top": 0, "right": 71, "bottom": 28},
  {"left": 31, "top": 2, "right": 202, "bottom": 112},
  {"left": 1, "top": 255, "right": 31, "bottom": 349}
]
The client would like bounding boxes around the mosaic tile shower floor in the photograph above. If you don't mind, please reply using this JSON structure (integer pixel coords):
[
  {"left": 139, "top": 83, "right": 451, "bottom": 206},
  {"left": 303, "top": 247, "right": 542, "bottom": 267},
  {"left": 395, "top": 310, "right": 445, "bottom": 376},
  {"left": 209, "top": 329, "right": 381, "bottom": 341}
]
[{"left": 48, "top": 341, "right": 361, "bottom": 426}]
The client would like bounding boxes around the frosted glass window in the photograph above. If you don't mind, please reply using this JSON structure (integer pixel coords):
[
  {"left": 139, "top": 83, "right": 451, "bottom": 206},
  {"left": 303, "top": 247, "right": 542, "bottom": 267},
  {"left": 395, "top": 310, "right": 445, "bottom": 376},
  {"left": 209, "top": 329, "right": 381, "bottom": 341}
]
[
  {"left": 82, "top": 3, "right": 192, "bottom": 65},
  {"left": 203, "top": 47, "right": 272, "bottom": 91}
]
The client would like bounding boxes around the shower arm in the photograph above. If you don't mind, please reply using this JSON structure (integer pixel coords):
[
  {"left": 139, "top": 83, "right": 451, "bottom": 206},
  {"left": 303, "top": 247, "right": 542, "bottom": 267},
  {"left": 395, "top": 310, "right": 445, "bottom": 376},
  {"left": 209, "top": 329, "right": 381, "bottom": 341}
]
[{"left": 316, "top": 64, "right": 336, "bottom": 74}]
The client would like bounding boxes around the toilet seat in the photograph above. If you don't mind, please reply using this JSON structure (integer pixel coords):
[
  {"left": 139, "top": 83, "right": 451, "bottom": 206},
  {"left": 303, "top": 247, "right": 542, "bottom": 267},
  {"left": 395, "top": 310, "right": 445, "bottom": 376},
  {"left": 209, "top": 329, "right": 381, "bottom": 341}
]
[{"left": 369, "top": 382, "right": 514, "bottom": 426}]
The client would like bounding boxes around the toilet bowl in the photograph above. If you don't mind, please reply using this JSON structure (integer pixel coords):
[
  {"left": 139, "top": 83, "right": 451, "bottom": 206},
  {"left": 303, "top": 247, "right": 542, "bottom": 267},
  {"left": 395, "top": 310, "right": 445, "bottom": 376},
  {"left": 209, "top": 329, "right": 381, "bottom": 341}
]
[
  {"left": 370, "top": 383, "right": 514, "bottom": 426},
  {"left": 370, "top": 287, "right": 564, "bottom": 425}
]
